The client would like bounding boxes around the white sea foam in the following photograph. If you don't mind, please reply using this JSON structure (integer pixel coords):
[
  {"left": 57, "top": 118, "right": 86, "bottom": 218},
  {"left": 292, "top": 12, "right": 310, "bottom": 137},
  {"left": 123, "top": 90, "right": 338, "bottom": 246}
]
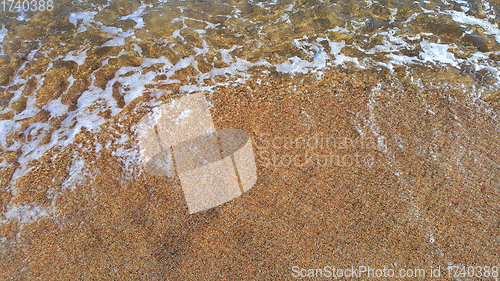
[
  {"left": 102, "top": 30, "right": 134, "bottom": 47},
  {"left": 0, "top": 25, "right": 7, "bottom": 55},
  {"left": 420, "top": 41, "right": 459, "bottom": 68},
  {"left": 276, "top": 38, "right": 329, "bottom": 76},
  {"left": 61, "top": 159, "right": 88, "bottom": 191},
  {"left": 69, "top": 11, "right": 97, "bottom": 30},
  {"left": 448, "top": 10, "right": 500, "bottom": 44},
  {"left": 0, "top": 202, "right": 54, "bottom": 227},
  {"left": 111, "top": 146, "right": 142, "bottom": 179},
  {"left": 119, "top": 3, "right": 151, "bottom": 29},
  {"left": 63, "top": 49, "right": 88, "bottom": 66},
  {"left": 0, "top": 25, "right": 7, "bottom": 43}
]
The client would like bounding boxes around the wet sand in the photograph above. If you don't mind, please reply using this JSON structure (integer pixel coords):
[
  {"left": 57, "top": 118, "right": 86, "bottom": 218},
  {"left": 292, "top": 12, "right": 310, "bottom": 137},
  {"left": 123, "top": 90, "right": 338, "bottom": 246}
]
[{"left": 1, "top": 68, "right": 499, "bottom": 279}]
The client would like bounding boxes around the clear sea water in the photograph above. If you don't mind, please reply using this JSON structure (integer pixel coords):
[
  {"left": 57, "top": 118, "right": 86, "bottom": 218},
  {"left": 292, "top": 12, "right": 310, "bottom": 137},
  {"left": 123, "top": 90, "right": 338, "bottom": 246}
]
[{"left": 0, "top": 0, "right": 499, "bottom": 224}]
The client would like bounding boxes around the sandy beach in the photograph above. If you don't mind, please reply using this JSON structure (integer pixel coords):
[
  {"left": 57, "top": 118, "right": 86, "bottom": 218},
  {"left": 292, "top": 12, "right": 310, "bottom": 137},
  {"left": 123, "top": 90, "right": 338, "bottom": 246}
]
[
  {"left": 1, "top": 0, "right": 500, "bottom": 279},
  {"left": 1, "top": 69, "right": 499, "bottom": 279}
]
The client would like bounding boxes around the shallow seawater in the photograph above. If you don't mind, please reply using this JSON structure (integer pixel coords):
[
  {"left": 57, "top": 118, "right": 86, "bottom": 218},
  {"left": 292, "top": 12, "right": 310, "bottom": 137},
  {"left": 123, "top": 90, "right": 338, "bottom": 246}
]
[
  {"left": 0, "top": 0, "right": 499, "bottom": 175},
  {"left": 0, "top": 0, "right": 500, "bottom": 279},
  {"left": 0, "top": 0, "right": 497, "bottom": 166}
]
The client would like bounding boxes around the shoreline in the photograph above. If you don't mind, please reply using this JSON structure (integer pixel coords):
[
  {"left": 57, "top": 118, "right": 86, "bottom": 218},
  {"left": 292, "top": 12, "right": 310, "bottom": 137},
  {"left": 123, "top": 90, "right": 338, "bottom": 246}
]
[{"left": 1, "top": 68, "right": 499, "bottom": 279}]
